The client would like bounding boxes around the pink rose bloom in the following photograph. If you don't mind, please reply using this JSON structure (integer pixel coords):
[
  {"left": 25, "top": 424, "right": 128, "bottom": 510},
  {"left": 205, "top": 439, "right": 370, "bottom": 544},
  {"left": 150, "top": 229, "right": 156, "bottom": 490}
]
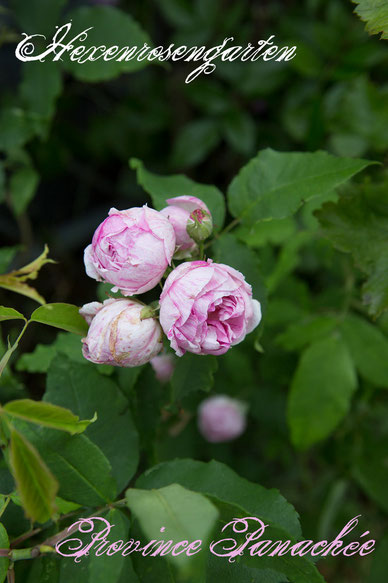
[
  {"left": 198, "top": 395, "right": 247, "bottom": 443},
  {"left": 80, "top": 298, "right": 163, "bottom": 367},
  {"left": 160, "top": 196, "right": 212, "bottom": 257},
  {"left": 159, "top": 260, "right": 261, "bottom": 356},
  {"left": 84, "top": 206, "right": 175, "bottom": 295},
  {"left": 150, "top": 353, "right": 175, "bottom": 383}
]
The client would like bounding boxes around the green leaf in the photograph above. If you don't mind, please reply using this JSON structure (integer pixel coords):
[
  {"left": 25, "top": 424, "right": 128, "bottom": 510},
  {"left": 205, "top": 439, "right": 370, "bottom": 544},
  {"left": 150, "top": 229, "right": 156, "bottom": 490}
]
[
  {"left": 171, "top": 353, "right": 218, "bottom": 402},
  {"left": 227, "top": 148, "right": 376, "bottom": 224},
  {"left": 63, "top": 6, "right": 151, "bottom": 82},
  {"left": 236, "top": 217, "right": 297, "bottom": 248},
  {"left": 0, "top": 306, "right": 25, "bottom": 323},
  {"left": 126, "top": 484, "right": 219, "bottom": 571},
  {"left": 353, "top": 0, "right": 388, "bottom": 40},
  {"left": 207, "top": 558, "right": 286, "bottom": 583},
  {"left": 0, "top": 108, "right": 46, "bottom": 152},
  {"left": 16, "top": 344, "right": 56, "bottom": 374},
  {"left": 44, "top": 356, "right": 139, "bottom": 492},
  {"left": 30, "top": 303, "right": 88, "bottom": 336},
  {"left": 14, "top": 422, "right": 116, "bottom": 506},
  {"left": 56, "top": 507, "right": 132, "bottom": 583},
  {"left": 136, "top": 460, "right": 328, "bottom": 583},
  {"left": 25, "top": 555, "right": 59, "bottom": 583},
  {"left": 288, "top": 334, "right": 358, "bottom": 449},
  {"left": 317, "top": 181, "right": 388, "bottom": 316},
  {"left": 9, "top": 166, "right": 39, "bottom": 216},
  {"left": 353, "top": 435, "right": 388, "bottom": 513},
  {"left": 16, "top": 333, "right": 85, "bottom": 374},
  {"left": 222, "top": 109, "right": 256, "bottom": 156},
  {"left": 3, "top": 399, "right": 95, "bottom": 434},
  {"left": 276, "top": 315, "right": 339, "bottom": 351},
  {"left": 340, "top": 314, "right": 388, "bottom": 389},
  {"left": 130, "top": 158, "right": 225, "bottom": 230},
  {"left": 88, "top": 509, "right": 132, "bottom": 583},
  {"left": 11, "top": 0, "right": 67, "bottom": 35},
  {"left": 9, "top": 429, "right": 58, "bottom": 523},
  {"left": 366, "top": 533, "right": 388, "bottom": 583},
  {"left": 0, "top": 523, "right": 9, "bottom": 583},
  {"left": 16, "top": 332, "right": 85, "bottom": 374},
  {"left": 136, "top": 459, "right": 301, "bottom": 538},
  {"left": 20, "top": 61, "right": 62, "bottom": 119},
  {"left": 171, "top": 118, "right": 221, "bottom": 169},
  {"left": 265, "top": 231, "right": 313, "bottom": 294}
]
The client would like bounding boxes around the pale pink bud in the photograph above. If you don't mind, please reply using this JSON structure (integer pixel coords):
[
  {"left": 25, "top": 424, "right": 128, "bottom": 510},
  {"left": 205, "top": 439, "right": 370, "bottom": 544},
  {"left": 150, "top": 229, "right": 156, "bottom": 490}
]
[
  {"left": 159, "top": 259, "right": 261, "bottom": 356},
  {"left": 150, "top": 354, "right": 175, "bottom": 383},
  {"left": 160, "top": 196, "right": 212, "bottom": 257},
  {"left": 80, "top": 299, "right": 163, "bottom": 367},
  {"left": 84, "top": 206, "right": 176, "bottom": 295},
  {"left": 198, "top": 395, "right": 247, "bottom": 443}
]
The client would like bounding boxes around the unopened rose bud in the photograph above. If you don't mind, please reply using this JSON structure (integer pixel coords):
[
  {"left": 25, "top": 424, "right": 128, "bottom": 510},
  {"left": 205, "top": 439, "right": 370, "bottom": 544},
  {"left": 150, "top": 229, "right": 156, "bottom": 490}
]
[
  {"left": 80, "top": 299, "right": 163, "bottom": 367},
  {"left": 160, "top": 196, "right": 212, "bottom": 257},
  {"left": 198, "top": 395, "right": 247, "bottom": 443},
  {"left": 150, "top": 353, "right": 175, "bottom": 383},
  {"left": 84, "top": 206, "right": 175, "bottom": 295},
  {"left": 186, "top": 208, "right": 213, "bottom": 243}
]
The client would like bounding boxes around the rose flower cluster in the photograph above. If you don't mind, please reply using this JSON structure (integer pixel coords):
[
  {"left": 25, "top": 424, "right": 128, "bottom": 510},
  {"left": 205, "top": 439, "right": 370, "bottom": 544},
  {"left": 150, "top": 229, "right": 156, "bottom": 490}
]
[{"left": 80, "top": 196, "right": 261, "bottom": 441}]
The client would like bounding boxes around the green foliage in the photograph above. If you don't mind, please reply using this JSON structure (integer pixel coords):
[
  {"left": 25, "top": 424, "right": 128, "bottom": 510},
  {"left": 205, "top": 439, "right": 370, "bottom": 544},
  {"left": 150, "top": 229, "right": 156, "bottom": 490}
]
[
  {"left": 227, "top": 149, "right": 375, "bottom": 225},
  {"left": 171, "top": 353, "right": 218, "bottom": 402},
  {"left": 9, "top": 429, "right": 58, "bottom": 523},
  {"left": 126, "top": 484, "right": 218, "bottom": 574},
  {"left": 353, "top": 0, "right": 388, "bottom": 39},
  {"left": 317, "top": 180, "right": 388, "bottom": 316},
  {"left": 64, "top": 6, "right": 151, "bottom": 81},
  {"left": 0, "top": 524, "right": 9, "bottom": 583},
  {"left": 3, "top": 399, "right": 95, "bottom": 434},
  {"left": 288, "top": 335, "right": 358, "bottom": 449},
  {"left": 44, "top": 356, "right": 139, "bottom": 491},
  {"left": 353, "top": 434, "right": 388, "bottom": 513},
  {"left": 0, "top": 307, "right": 25, "bottom": 323},
  {"left": 9, "top": 166, "right": 39, "bottom": 216},
  {"left": 136, "top": 458, "right": 301, "bottom": 537},
  {"left": 30, "top": 303, "right": 88, "bottom": 335},
  {"left": 340, "top": 314, "right": 388, "bottom": 388}
]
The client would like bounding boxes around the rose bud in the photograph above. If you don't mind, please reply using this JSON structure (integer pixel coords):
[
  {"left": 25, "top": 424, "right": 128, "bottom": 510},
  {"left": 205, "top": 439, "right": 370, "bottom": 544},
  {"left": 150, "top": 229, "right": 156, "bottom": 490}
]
[
  {"left": 80, "top": 298, "right": 163, "bottom": 367},
  {"left": 198, "top": 395, "right": 247, "bottom": 443},
  {"left": 159, "top": 260, "right": 261, "bottom": 356},
  {"left": 84, "top": 206, "right": 176, "bottom": 295},
  {"left": 186, "top": 208, "right": 213, "bottom": 243},
  {"left": 150, "top": 353, "right": 175, "bottom": 383},
  {"left": 160, "top": 196, "right": 212, "bottom": 257}
]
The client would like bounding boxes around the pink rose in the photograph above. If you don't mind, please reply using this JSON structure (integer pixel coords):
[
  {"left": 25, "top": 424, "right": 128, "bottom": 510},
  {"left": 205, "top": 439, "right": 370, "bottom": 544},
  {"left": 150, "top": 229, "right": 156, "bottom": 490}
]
[
  {"left": 84, "top": 206, "right": 175, "bottom": 295},
  {"left": 159, "top": 260, "right": 261, "bottom": 356},
  {"left": 80, "top": 298, "right": 163, "bottom": 367},
  {"left": 198, "top": 395, "right": 247, "bottom": 442},
  {"left": 160, "top": 196, "right": 212, "bottom": 257},
  {"left": 150, "top": 353, "right": 175, "bottom": 383}
]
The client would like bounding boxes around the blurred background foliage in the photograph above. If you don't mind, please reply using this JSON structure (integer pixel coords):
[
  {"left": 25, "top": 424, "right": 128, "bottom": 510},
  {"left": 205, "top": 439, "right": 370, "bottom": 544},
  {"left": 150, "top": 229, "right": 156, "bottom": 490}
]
[{"left": 0, "top": 0, "right": 388, "bottom": 582}]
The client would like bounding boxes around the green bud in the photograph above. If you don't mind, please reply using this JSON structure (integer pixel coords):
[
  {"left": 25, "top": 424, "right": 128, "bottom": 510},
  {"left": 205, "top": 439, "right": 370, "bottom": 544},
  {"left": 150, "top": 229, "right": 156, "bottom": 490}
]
[{"left": 186, "top": 208, "right": 213, "bottom": 243}]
